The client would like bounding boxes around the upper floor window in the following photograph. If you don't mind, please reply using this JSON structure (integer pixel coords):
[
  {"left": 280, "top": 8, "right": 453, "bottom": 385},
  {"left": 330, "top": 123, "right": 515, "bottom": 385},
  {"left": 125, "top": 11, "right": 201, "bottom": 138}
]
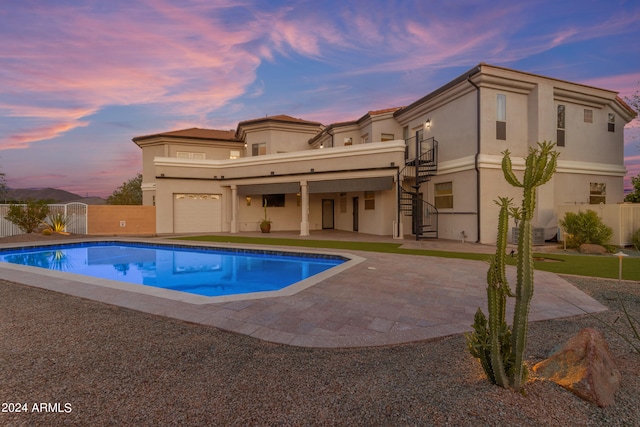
[
  {"left": 584, "top": 109, "right": 593, "bottom": 123},
  {"left": 176, "top": 151, "right": 205, "bottom": 159},
  {"left": 361, "top": 134, "right": 370, "bottom": 144},
  {"left": 608, "top": 113, "right": 615, "bottom": 132},
  {"left": 557, "top": 105, "right": 566, "bottom": 147},
  {"left": 496, "top": 94, "right": 506, "bottom": 140},
  {"left": 229, "top": 150, "right": 240, "bottom": 159},
  {"left": 381, "top": 133, "right": 395, "bottom": 142},
  {"left": 252, "top": 142, "right": 267, "bottom": 156}
]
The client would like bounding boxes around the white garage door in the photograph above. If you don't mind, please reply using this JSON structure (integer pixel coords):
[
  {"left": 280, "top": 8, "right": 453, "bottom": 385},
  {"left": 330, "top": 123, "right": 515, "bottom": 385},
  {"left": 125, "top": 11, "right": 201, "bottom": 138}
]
[{"left": 174, "top": 194, "right": 222, "bottom": 233}]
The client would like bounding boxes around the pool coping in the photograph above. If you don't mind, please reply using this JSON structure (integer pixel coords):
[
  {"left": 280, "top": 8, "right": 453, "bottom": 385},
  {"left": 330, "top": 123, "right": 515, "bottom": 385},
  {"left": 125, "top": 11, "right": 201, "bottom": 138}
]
[
  {"left": 0, "top": 236, "right": 609, "bottom": 348},
  {"left": 0, "top": 237, "right": 365, "bottom": 304}
]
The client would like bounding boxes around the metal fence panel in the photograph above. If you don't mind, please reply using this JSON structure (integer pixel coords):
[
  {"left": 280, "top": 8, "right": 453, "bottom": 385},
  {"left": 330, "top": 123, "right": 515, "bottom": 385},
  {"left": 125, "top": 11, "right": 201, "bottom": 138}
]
[{"left": 0, "top": 203, "right": 88, "bottom": 237}]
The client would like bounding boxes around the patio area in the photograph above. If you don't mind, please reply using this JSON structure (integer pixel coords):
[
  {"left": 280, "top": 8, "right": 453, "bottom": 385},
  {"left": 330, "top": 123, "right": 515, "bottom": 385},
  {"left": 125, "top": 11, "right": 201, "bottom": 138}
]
[{"left": 0, "top": 232, "right": 607, "bottom": 348}]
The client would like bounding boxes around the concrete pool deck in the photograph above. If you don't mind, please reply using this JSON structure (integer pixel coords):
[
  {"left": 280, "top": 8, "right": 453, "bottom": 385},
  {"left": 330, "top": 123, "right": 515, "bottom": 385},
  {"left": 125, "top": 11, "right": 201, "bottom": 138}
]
[{"left": 0, "top": 233, "right": 608, "bottom": 348}]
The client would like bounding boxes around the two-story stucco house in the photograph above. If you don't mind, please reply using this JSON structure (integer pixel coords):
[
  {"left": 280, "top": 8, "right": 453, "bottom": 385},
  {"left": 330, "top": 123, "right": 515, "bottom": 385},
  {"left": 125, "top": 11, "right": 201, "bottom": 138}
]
[{"left": 133, "top": 63, "right": 636, "bottom": 244}]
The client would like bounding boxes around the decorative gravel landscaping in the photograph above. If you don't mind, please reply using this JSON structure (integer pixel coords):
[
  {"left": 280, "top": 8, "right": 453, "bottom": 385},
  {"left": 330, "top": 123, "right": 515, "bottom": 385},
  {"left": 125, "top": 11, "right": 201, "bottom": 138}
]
[{"left": 1, "top": 233, "right": 638, "bottom": 425}]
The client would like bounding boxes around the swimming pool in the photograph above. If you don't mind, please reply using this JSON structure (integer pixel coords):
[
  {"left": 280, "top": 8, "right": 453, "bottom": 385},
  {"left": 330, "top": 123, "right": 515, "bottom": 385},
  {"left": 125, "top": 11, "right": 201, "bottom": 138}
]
[{"left": 0, "top": 241, "right": 347, "bottom": 298}]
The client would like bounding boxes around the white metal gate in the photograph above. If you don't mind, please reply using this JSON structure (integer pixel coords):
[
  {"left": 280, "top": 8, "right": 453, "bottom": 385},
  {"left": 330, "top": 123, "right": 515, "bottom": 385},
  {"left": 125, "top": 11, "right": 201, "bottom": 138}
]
[{"left": 0, "top": 202, "right": 88, "bottom": 237}]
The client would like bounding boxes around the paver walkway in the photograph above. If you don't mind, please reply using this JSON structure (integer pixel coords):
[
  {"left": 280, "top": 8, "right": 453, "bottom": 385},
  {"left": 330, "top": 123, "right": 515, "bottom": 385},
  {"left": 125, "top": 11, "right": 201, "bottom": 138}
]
[{"left": 0, "top": 234, "right": 608, "bottom": 348}]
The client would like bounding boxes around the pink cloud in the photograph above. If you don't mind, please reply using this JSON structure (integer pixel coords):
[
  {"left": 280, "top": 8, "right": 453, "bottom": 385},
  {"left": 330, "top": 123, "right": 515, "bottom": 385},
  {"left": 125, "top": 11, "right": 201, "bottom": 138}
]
[{"left": 1, "top": 121, "right": 90, "bottom": 150}]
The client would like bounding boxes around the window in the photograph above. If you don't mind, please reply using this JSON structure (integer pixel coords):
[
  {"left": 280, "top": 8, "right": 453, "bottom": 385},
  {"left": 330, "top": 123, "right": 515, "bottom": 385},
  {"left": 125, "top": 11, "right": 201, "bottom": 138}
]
[
  {"left": 590, "top": 183, "right": 606, "bottom": 204},
  {"left": 364, "top": 191, "right": 375, "bottom": 210},
  {"left": 557, "top": 105, "right": 566, "bottom": 147},
  {"left": 381, "top": 133, "right": 395, "bottom": 142},
  {"left": 361, "top": 134, "right": 369, "bottom": 144},
  {"left": 434, "top": 182, "right": 453, "bottom": 209},
  {"left": 608, "top": 113, "right": 615, "bottom": 132},
  {"left": 344, "top": 137, "right": 353, "bottom": 146},
  {"left": 340, "top": 193, "right": 347, "bottom": 213},
  {"left": 252, "top": 142, "right": 267, "bottom": 156},
  {"left": 402, "top": 126, "right": 409, "bottom": 141},
  {"left": 176, "top": 151, "right": 205, "bottom": 159},
  {"left": 584, "top": 109, "right": 593, "bottom": 123},
  {"left": 229, "top": 150, "right": 240, "bottom": 159},
  {"left": 262, "top": 194, "right": 285, "bottom": 207},
  {"left": 496, "top": 94, "right": 506, "bottom": 140}
]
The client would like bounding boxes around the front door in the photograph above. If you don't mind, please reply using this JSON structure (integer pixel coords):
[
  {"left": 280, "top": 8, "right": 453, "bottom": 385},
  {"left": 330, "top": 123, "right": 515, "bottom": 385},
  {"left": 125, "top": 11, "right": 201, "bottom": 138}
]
[
  {"left": 322, "top": 199, "right": 334, "bottom": 229},
  {"left": 352, "top": 197, "right": 359, "bottom": 231}
]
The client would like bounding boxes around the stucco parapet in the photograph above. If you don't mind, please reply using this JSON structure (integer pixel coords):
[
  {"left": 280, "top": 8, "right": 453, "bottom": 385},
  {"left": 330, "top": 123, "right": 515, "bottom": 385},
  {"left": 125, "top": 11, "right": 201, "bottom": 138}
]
[{"left": 154, "top": 140, "right": 406, "bottom": 170}]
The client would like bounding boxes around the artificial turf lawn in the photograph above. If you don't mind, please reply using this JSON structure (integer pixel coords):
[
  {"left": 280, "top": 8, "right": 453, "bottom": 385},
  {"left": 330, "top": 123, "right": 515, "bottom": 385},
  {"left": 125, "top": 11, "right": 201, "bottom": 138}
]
[{"left": 174, "top": 235, "right": 640, "bottom": 281}]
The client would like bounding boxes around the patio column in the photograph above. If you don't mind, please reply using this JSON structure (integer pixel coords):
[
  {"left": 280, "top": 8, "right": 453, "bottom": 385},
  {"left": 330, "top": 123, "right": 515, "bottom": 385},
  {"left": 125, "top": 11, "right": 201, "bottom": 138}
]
[
  {"left": 300, "top": 180, "right": 309, "bottom": 236},
  {"left": 230, "top": 185, "right": 238, "bottom": 233}
]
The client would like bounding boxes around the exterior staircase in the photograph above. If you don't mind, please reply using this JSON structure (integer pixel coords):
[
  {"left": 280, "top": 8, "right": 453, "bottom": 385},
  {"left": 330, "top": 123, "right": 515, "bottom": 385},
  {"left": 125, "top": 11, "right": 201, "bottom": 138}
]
[{"left": 398, "top": 135, "right": 438, "bottom": 240}]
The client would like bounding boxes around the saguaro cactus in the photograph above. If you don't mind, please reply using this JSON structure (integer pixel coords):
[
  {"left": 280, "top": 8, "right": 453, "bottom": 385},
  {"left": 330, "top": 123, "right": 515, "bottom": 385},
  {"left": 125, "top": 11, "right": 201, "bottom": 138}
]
[{"left": 467, "top": 141, "right": 558, "bottom": 391}]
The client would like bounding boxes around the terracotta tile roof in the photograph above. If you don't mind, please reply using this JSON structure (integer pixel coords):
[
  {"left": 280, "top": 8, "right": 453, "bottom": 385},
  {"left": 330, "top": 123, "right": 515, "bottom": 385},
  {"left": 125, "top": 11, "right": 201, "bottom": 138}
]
[
  {"left": 237, "top": 114, "right": 322, "bottom": 127},
  {"left": 133, "top": 128, "right": 239, "bottom": 142},
  {"left": 368, "top": 107, "right": 403, "bottom": 116}
]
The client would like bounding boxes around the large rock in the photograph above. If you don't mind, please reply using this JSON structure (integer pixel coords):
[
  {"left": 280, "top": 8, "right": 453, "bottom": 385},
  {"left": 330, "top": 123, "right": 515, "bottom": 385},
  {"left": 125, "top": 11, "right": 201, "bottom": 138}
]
[
  {"left": 579, "top": 243, "right": 608, "bottom": 255},
  {"left": 532, "top": 328, "right": 620, "bottom": 407}
]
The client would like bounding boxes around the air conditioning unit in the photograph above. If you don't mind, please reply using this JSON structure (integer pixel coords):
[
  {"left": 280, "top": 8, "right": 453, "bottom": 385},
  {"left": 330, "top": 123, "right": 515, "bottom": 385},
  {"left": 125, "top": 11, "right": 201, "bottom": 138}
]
[{"left": 512, "top": 227, "right": 545, "bottom": 245}]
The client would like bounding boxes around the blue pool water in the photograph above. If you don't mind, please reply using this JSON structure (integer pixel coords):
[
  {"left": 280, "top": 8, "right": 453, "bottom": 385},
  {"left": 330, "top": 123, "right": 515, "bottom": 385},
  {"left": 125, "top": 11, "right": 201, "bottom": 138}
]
[{"left": 0, "top": 242, "right": 346, "bottom": 297}]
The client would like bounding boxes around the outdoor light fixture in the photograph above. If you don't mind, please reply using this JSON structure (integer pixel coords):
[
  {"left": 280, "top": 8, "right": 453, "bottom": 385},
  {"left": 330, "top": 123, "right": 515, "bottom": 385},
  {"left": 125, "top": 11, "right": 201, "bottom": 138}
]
[
  {"left": 614, "top": 251, "right": 628, "bottom": 282},
  {"left": 320, "top": 143, "right": 324, "bottom": 149},
  {"left": 425, "top": 119, "right": 432, "bottom": 130},
  {"left": 246, "top": 196, "right": 251, "bottom": 206}
]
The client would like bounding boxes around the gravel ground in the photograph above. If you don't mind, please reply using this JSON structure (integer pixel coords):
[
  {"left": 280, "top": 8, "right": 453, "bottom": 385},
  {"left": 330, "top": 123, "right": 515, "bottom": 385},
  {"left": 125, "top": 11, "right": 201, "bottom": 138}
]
[{"left": 1, "top": 234, "right": 639, "bottom": 426}]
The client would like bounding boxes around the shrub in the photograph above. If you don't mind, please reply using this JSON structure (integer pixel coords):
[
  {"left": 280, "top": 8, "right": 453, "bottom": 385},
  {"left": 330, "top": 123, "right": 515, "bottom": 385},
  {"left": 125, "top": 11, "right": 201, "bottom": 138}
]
[
  {"left": 632, "top": 229, "right": 640, "bottom": 251},
  {"left": 44, "top": 212, "right": 70, "bottom": 233},
  {"left": 4, "top": 200, "right": 49, "bottom": 233},
  {"left": 42, "top": 228, "right": 52, "bottom": 236},
  {"left": 559, "top": 210, "right": 613, "bottom": 248}
]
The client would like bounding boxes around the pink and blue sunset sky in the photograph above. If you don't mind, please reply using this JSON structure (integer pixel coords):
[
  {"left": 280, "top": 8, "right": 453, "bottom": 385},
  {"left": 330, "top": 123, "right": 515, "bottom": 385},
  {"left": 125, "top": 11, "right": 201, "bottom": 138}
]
[{"left": 1, "top": 0, "right": 639, "bottom": 198}]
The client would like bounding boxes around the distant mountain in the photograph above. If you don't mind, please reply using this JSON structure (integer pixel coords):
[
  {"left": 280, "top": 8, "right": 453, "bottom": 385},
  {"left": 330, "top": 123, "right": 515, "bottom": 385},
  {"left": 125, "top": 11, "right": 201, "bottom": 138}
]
[{"left": 4, "top": 188, "right": 106, "bottom": 205}]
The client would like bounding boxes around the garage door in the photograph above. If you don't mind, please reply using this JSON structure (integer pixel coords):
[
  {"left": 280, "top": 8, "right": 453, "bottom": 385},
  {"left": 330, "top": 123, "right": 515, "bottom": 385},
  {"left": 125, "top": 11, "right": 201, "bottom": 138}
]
[{"left": 173, "top": 194, "right": 222, "bottom": 233}]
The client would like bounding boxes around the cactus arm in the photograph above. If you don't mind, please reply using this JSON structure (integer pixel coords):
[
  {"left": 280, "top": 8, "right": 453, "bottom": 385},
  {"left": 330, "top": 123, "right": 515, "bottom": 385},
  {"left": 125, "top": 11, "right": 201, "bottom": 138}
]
[
  {"left": 486, "top": 197, "right": 513, "bottom": 387},
  {"left": 501, "top": 150, "right": 522, "bottom": 188},
  {"left": 510, "top": 212, "right": 534, "bottom": 389}
]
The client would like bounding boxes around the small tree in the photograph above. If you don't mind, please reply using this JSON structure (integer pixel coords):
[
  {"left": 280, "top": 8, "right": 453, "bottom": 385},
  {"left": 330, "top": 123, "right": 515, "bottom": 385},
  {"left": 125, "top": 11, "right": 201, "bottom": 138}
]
[
  {"left": 625, "top": 83, "right": 639, "bottom": 115},
  {"left": 625, "top": 173, "right": 640, "bottom": 203},
  {"left": 107, "top": 173, "right": 142, "bottom": 205},
  {"left": 5, "top": 200, "right": 50, "bottom": 233},
  {"left": 0, "top": 166, "right": 7, "bottom": 203}
]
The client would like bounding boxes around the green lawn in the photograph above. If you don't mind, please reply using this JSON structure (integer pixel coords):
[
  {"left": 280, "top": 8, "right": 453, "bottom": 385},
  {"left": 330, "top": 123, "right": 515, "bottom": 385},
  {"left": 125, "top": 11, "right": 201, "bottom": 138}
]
[{"left": 173, "top": 235, "right": 640, "bottom": 281}]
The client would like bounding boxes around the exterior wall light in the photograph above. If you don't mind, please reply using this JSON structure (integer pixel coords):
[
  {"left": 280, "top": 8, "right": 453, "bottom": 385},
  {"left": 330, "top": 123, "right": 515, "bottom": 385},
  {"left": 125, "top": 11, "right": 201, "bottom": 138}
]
[
  {"left": 320, "top": 143, "right": 324, "bottom": 149},
  {"left": 246, "top": 196, "right": 251, "bottom": 206},
  {"left": 425, "top": 119, "right": 431, "bottom": 130}
]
